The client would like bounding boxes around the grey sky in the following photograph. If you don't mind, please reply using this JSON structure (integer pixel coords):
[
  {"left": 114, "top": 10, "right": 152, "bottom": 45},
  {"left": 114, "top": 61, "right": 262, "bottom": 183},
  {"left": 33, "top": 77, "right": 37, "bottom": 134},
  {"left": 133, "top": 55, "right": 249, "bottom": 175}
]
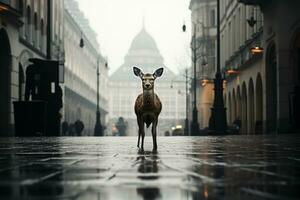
[{"left": 77, "top": 0, "right": 191, "bottom": 75}]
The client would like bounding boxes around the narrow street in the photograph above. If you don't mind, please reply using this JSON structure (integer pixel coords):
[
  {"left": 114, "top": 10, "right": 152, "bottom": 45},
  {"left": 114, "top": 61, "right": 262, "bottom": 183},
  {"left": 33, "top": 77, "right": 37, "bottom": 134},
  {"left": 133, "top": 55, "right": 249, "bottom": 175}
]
[{"left": 0, "top": 135, "right": 299, "bottom": 200}]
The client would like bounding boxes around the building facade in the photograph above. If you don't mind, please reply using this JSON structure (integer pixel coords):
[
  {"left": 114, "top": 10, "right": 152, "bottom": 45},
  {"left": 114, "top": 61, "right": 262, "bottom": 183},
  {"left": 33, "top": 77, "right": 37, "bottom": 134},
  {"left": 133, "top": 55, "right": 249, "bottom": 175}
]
[
  {"left": 63, "top": 0, "right": 109, "bottom": 136},
  {"left": 189, "top": 0, "right": 217, "bottom": 129},
  {"left": 108, "top": 27, "right": 186, "bottom": 136},
  {"left": 0, "top": 0, "right": 64, "bottom": 136},
  {"left": 236, "top": 0, "right": 300, "bottom": 133},
  {"left": 220, "top": 0, "right": 264, "bottom": 134}
]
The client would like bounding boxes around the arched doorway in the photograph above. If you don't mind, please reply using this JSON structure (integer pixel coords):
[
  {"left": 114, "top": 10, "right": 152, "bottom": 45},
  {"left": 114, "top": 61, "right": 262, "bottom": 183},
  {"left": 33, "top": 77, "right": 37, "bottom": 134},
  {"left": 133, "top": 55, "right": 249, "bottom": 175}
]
[
  {"left": 236, "top": 86, "right": 242, "bottom": 133},
  {"left": 228, "top": 92, "right": 232, "bottom": 124},
  {"left": 292, "top": 32, "right": 300, "bottom": 88},
  {"left": 290, "top": 31, "right": 300, "bottom": 130},
  {"left": 255, "top": 73, "right": 263, "bottom": 134},
  {"left": 0, "top": 29, "right": 12, "bottom": 135},
  {"left": 241, "top": 82, "right": 248, "bottom": 134},
  {"left": 248, "top": 78, "right": 255, "bottom": 134},
  {"left": 266, "top": 43, "right": 277, "bottom": 133},
  {"left": 232, "top": 88, "right": 237, "bottom": 123}
]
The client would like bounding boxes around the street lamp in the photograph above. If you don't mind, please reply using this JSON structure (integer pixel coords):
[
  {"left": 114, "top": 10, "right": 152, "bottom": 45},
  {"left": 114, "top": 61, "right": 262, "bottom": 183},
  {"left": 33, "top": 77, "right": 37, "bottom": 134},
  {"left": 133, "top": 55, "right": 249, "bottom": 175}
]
[
  {"left": 208, "top": 0, "right": 227, "bottom": 134},
  {"left": 250, "top": 46, "right": 263, "bottom": 54},
  {"left": 46, "top": 0, "right": 51, "bottom": 59},
  {"left": 80, "top": 32, "right": 84, "bottom": 48},
  {"left": 94, "top": 56, "right": 103, "bottom": 136},
  {"left": 182, "top": 21, "right": 205, "bottom": 136}
]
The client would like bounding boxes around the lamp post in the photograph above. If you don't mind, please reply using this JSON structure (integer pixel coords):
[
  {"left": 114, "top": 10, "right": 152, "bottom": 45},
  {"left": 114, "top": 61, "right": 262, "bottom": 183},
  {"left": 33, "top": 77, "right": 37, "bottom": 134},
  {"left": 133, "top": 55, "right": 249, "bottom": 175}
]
[
  {"left": 94, "top": 56, "right": 103, "bottom": 136},
  {"left": 46, "top": 0, "right": 51, "bottom": 59},
  {"left": 184, "top": 68, "right": 189, "bottom": 136},
  {"left": 183, "top": 21, "right": 204, "bottom": 136},
  {"left": 208, "top": 0, "right": 227, "bottom": 134}
]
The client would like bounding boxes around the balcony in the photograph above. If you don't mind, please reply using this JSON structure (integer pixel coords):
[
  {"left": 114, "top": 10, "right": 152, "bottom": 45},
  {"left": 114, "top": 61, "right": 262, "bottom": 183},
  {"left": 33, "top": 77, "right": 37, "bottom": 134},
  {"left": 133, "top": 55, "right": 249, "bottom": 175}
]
[
  {"left": 238, "top": 0, "right": 262, "bottom": 5},
  {"left": 0, "top": 0, "right": 10, "bottom": 5},
  {"left": 0, "top": 0, "right": 22, "bottom": 27}
]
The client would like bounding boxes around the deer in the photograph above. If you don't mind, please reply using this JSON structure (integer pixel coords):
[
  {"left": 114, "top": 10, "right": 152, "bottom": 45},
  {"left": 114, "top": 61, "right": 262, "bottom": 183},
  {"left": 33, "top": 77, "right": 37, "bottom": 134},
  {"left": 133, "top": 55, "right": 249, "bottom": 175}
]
[{"left": 133, "top": 67, "right": 164, "bottom": 152}]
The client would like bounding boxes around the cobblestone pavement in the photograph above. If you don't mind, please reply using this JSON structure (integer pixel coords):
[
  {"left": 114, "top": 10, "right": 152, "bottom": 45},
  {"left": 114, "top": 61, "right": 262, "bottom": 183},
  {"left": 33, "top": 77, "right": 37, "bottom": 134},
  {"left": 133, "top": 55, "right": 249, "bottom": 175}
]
[{"left": 0, "top": 135, "right": 300, "bottom": 200}]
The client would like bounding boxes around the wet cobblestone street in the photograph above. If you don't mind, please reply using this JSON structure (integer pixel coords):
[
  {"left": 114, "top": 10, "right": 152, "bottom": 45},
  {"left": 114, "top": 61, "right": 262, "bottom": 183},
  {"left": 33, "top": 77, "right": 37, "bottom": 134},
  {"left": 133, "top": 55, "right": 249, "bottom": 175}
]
[{"left": 0, "top": 135, "right": 300, "bottom": 200}]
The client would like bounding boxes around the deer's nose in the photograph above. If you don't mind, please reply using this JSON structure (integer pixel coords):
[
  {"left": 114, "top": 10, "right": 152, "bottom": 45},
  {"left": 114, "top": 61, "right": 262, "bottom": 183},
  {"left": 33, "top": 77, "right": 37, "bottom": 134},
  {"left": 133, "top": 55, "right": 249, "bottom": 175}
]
[{"left": 145, "top": 83, "right": 151, "bottom": 88}]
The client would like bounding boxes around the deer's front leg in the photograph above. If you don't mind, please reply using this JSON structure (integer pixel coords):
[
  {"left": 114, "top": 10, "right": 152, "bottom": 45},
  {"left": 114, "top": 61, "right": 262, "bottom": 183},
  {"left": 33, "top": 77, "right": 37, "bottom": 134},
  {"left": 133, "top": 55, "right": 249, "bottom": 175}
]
[
  {"left": 152, "top": 118, "right": 158, "bottom": 152},
  {"left": 137, "top": 118, "right": 141, "bottom": 148},
  {"left": 138, "top": 119, "right": 145, "bottom": 152}
]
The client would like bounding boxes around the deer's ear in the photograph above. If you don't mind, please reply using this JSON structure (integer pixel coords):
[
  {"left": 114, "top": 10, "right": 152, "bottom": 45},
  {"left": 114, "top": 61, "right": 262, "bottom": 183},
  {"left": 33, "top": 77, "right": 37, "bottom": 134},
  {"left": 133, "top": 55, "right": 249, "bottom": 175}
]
[
  {"left": 133, "top": 67, "right": 143, "bottom": 78},
  {"left": 153, "top": 68, "right": 164, "bottom": 79}
]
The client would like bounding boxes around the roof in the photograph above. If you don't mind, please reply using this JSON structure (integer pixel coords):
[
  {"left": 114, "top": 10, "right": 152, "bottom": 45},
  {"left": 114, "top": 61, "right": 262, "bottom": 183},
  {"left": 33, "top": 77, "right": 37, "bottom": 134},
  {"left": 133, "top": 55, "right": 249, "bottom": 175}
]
[{"left": 129, "top": 28, "right": 159, "bottom": 51}]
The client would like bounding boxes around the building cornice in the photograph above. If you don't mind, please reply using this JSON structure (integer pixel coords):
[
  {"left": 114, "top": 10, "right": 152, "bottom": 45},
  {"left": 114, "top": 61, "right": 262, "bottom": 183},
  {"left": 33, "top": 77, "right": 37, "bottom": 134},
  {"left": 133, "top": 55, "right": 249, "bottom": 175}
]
[
  {"left": 64, "top": 10, "right": 101, "bottom": 59},
  {"left": 65, "top": 86, "right": 108, "bottom": 114},
  {"left": 19, "top": 38, "right": 47, "bottom": 59}
]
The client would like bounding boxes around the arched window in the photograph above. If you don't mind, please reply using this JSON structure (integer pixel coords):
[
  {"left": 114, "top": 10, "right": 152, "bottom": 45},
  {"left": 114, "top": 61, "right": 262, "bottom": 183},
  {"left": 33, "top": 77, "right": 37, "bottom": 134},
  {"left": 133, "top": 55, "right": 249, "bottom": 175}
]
[
  {"left": 211, "top": 9, "right": 216, "bottom": 27},
  {"left": 25, "top": 6, "right": 31, "bottom": 40},
  {"left": 40, "top": 19, "right": 44, "bottom": 51},
  {"left": 33, "top": 13, "right": 38, "bottom": 47},
  {"left": 18, "top": 0, "right": 24, "bottom": 15},
  {"left": 18, "top": 0, "right": 25, "bottom": 37}
]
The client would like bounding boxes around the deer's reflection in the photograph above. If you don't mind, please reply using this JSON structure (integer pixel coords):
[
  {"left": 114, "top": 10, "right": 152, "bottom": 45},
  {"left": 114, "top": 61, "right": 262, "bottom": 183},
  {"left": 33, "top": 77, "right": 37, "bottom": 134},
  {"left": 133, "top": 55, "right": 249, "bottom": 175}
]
[{"left": 136, "top": 153, "right": 161, "bottom": 200}]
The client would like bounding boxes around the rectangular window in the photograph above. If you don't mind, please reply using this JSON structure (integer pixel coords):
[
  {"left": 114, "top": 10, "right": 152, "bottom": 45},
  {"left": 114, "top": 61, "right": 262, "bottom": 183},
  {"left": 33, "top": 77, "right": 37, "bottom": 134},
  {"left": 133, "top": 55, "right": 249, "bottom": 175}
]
[{"left": 211, "top": 9, "right": 216, "bottom": 27}]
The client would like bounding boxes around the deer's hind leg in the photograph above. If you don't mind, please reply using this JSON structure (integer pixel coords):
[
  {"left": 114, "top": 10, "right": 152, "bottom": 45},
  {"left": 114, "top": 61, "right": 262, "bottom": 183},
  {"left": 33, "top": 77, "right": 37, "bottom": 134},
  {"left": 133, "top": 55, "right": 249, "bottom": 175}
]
[{"left": 137, "top": 118, "right": 141, "bottom": 148}]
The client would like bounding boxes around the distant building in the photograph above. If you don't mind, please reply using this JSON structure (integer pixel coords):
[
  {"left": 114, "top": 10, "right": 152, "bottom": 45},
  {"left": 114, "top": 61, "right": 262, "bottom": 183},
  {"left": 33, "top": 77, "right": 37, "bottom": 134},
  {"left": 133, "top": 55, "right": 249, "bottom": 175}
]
[
  {"left": 0, "top": 0, "right": 63, "bottom": 136},
  {"left": 108, "top": 27, "right": 186, "bottom": 136},
  {"left": 189, "top": 0, "right": 217, "bottom": 129},
  {"left": 63, "top": 0, "right": 109, "bottom": 136}
]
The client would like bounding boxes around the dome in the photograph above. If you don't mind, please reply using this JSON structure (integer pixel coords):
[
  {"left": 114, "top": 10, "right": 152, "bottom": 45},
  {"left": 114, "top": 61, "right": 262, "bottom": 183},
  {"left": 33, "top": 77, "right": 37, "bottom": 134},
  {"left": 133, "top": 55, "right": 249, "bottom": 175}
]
[
  {"left": 129, "top": 28, "right": 158, "bottom": 51},
  {"left": 110, "top": 27, "right": 175, "bottom": 81}
]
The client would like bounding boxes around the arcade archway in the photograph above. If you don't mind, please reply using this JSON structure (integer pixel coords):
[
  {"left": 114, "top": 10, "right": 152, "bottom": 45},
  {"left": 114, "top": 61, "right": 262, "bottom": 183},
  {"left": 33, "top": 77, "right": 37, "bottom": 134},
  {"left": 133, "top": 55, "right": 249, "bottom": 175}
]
[
  {"left": 248, "top": 79, "right": 255, "bottom": 134},
  {"left": 0, "top": 28, "right": 12, "bottom": 135},
  {"left": 255, "top": 73, "right": 263, "bottom": 134}
]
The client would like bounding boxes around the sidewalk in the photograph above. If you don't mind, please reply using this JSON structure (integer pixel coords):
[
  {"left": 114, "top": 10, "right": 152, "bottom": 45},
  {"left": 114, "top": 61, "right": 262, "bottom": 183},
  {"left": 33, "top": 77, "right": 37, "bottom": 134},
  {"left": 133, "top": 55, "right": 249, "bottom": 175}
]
[{"left": 0, "top": 135, "right": 299, "bottom": 199}]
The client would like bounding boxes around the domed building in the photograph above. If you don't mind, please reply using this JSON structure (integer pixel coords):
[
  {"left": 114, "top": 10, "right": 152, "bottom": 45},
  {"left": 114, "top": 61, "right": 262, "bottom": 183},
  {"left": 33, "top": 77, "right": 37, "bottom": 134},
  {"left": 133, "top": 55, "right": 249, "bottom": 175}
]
[{"left": 108, "top": 27, "right": 186, "bottom": 136}]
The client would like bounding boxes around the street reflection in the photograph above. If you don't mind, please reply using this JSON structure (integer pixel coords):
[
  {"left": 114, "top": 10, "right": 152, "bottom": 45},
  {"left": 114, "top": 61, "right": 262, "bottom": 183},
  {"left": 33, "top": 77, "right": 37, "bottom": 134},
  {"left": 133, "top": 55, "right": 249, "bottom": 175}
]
[
  {"left": 0, "top": 136, "right": 300, "bottom": 199},
  {"left": 136, "top": 152, "right": 161, "bottom": 200}
]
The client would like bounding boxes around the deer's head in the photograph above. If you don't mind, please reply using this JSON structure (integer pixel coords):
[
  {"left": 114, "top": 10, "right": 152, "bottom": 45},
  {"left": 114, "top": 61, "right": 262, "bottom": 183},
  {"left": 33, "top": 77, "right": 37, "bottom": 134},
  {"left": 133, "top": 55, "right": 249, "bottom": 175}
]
[{"left": 133, "top": 67, "right": 164, "bottom": 90}]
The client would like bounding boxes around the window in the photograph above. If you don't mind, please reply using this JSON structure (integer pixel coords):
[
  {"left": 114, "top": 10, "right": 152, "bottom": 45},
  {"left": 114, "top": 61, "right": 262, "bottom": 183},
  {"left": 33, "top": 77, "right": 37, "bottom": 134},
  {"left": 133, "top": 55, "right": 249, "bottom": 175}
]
[
  {"left": 33, "top": 13, "right": 38, "bottom": 47},
  {"left": 25, "top": 6, "right": 31, "bottom": 40},
  {"left": 18, "top": 0, "right": 24, "bottom": 15},
  {"left": 40, "top": 19, "right": 44, "bottom": 51},
  {"left": 211, "top": 9, "right": 216, "bottom": 27}
]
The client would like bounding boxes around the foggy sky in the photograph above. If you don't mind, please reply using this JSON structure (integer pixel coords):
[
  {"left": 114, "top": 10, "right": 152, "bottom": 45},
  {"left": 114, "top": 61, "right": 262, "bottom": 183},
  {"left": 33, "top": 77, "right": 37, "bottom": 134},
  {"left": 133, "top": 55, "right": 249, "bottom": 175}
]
[{"left": 77, "top": 0, "right": 191, "bottom": 75}]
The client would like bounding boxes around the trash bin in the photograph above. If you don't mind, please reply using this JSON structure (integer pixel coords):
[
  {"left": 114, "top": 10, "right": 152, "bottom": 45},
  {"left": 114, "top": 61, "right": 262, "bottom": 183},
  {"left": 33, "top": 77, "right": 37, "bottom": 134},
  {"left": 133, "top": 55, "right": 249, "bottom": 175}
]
[{"left": 13, "top": 101, "right": 47, "bottom": 137}]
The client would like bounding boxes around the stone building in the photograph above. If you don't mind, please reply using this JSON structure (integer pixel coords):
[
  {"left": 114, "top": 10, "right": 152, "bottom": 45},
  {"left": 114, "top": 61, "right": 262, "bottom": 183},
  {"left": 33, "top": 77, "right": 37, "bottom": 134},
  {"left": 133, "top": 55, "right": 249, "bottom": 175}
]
[
  {"left": 219, "top": 0, "right": 264, "bottom": 134},
  {"left": 235, "top": 0, "right": 300, "bottom": 133},
  {"left": 189, "top": 0, "right": 217, "bottom": 129},
  {"left": 108, "top": 27, "right": 186, "bottom": 136},
  {"left": 0, "top": 0, "right": 64, "bottom": 136},
  {"left": 63, "top": 0, "right": 109, "bottom": 136}
]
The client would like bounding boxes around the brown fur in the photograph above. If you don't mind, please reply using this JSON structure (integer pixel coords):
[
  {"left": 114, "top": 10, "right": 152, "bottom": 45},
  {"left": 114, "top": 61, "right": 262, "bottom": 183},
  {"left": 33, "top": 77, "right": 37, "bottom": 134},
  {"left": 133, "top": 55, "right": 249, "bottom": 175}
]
[
  {"left": 133, "top": 68, "right": 163, "bottom": 152},
  {"left": 134, "top": 93, "right": 162, "bottom": 128}
]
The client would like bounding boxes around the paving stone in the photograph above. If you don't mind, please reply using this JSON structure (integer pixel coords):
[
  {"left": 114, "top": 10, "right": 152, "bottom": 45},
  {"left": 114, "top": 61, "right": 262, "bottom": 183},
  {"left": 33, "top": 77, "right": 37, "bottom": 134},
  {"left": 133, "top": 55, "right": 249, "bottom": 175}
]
[{"left": 0, "top": 135, "right": 299, "bottom": 199}]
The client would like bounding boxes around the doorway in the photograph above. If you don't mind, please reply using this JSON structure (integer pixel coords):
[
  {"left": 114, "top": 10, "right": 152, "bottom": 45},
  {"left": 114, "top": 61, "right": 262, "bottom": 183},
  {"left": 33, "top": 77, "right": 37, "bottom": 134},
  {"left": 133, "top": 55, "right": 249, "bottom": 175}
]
[{"left": 0, "top": 28, "right": 12, "bottom": 135}]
